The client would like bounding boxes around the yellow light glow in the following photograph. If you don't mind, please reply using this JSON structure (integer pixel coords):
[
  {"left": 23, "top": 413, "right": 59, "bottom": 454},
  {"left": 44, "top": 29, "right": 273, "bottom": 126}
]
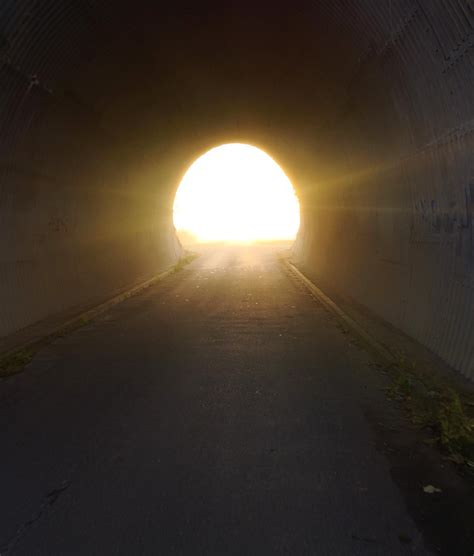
[{"left": 173, "top": 144, "right": 300, "bottom": 243}]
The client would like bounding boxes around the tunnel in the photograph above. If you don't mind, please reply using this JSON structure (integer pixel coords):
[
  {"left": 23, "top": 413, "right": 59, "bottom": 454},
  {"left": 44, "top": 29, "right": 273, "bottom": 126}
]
[{"left": 1, "top": 0, "right": 473, "bottom": 379}]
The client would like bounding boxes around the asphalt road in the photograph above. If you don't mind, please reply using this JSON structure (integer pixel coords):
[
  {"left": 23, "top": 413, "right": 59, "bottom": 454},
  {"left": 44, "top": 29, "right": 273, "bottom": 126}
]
[{"left": 0, "top": 244, "right": 430, "bottom": 555}]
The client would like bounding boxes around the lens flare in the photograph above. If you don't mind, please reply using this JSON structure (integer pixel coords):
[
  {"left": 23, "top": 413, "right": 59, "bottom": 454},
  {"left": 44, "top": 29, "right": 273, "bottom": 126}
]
[{"left": 173, "top": 144, "right": 300, "bottom": 243}]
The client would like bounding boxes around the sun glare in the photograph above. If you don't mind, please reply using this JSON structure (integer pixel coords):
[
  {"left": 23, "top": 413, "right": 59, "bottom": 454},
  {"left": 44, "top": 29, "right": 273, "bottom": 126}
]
[{"left": 173, "top": 144, "right": 300, "bottom": 243}]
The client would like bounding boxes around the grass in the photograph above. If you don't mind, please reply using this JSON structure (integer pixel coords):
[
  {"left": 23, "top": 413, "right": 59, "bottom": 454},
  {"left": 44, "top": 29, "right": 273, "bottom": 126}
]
[
  {"left": 386, "top": 355, "right": 474, "bottom": 473},
  {"left": 0, "top": 316, "right": 96, "bottom": 378},
  {"left": 0, "top": 348, "right": 35, "bottom": 376},
  {"left": 173, "top": 252, "right": 198, "bottom": 273}
]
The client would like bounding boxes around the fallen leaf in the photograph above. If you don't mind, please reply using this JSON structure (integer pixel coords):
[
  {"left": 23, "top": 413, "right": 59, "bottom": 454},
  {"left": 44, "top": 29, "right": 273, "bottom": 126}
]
[
  {"left": 423, "top": 485, "right": 442, "bottom": 494},
  {"left": 446, "top": 453, "right": 464, "bottom": 465}
]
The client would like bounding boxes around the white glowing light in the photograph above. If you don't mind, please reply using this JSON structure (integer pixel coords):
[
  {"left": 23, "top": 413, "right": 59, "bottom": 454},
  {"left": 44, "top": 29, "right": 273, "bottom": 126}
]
[{"left": 173, "top": 144, "right": 300, "bottom": 243}]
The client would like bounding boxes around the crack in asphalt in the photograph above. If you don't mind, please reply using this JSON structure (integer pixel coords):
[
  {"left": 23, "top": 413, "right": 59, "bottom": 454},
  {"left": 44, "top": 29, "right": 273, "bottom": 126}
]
[{"left": 0, "top": 480, "right": 71, "bottom": 555}]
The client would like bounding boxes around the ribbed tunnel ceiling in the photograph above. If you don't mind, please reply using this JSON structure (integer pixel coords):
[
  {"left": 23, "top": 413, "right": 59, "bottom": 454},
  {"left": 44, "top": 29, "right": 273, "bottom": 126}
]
[
  {"left": 1, "top": 1, "right": 473, "bottom": 377},
  {"left": 4, "top": 1, "right": 472, "bottom": 176},
  {"left": 0, "top": 1, "right": 397, "bottom": 167}
]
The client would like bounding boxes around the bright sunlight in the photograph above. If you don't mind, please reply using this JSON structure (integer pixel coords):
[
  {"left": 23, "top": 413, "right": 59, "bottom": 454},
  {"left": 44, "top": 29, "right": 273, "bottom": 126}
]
[{"left": 173, "top": 144, "right": 300, "bottom": 243}]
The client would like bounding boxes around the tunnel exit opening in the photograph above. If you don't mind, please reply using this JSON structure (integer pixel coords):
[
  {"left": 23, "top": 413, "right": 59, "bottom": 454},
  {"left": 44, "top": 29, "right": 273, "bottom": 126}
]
[{"left": 173, "top": 143, "right": 300, "bottom": 246}]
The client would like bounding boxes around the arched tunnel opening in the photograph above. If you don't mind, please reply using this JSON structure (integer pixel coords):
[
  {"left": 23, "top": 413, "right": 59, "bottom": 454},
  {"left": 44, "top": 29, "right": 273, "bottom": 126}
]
[
  {"left": 1, "top": 2, "right": 474, "bottom": 553},
  {"left": 173, "top": 143, "right": 300, "bottom": 245}
]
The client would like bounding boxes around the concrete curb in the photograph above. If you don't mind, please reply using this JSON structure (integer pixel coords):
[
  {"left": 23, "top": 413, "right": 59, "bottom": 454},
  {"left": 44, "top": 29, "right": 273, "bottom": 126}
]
[
  {"left": 283, "top": 259, "right": 396, "bottom": 365},
  {"left": 0, "top": 259, "right": 190, "bottom": 377}
]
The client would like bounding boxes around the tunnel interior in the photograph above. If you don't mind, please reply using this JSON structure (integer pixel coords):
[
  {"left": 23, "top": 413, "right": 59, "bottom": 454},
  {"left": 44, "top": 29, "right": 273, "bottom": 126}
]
[{"left": 1, "top": 1, "right": 473, "bottom": 377}]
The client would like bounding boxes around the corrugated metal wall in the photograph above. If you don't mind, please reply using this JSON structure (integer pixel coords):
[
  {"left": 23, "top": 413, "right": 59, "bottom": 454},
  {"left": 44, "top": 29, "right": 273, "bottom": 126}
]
[
  {"left": 0, "top": 1, "right": 181, "bottom": 336},
  {"left": 297, "top": 0, "right": 474, "bottom": 378}
]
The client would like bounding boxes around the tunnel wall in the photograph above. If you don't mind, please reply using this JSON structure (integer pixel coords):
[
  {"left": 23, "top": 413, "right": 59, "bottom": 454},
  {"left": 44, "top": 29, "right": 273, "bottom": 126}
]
[
  {"left": 296, "top": 1, "right": 474, "bottom": 378},
  {"left": 0, "top": 46, "right": 181, "bottom": 338}
]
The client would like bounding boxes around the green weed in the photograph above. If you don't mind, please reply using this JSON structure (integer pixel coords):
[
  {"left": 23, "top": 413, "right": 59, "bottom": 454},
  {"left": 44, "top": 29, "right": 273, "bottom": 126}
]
[
  {"left": 0, "top": 349, "right": 34, "bottom": 376},
  {"left": 173, "top": 253, "right": 198, "bottom": 273},
  {"left": 386, "top": 354, "right": 474, "bottom": 471},
  {"left": 434, "top": 389, "right": 474, "bottom": 457}
]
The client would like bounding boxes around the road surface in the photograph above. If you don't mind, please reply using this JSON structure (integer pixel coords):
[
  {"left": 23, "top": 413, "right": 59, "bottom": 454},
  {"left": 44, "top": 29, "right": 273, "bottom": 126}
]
[{"left": 0, "top": 244, "right": 430, "bottom": 555}]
